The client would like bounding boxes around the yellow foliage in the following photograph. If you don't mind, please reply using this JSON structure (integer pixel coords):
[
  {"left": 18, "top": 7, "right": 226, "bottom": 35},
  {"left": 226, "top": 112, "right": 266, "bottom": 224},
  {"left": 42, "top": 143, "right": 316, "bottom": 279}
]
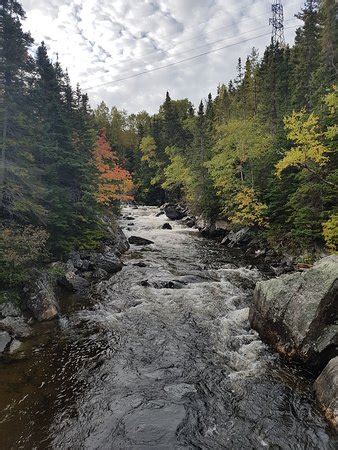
[
  {"left": 229, "top": 187, "right": 268, "bottom": 227},
  {"left": 276, "top": 109, "right": 332, "bottom": 177},
  {"left": 322, "top": 213, "right": 338, "bottom": 252},
  {"left": 140, "top": 136, "right": 157, "bottom": 164}
]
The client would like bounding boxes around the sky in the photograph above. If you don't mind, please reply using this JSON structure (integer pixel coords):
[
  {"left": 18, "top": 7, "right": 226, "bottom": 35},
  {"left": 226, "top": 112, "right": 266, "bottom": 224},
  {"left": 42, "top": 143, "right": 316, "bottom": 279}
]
[{"left": 21, "top": 0, "right": 303, "bottom": 114}]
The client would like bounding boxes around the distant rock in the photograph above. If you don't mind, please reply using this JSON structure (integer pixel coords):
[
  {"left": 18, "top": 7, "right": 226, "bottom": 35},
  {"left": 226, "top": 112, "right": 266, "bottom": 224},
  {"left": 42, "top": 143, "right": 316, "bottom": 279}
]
[
  {"left": 0, "top": 302, "right": 21, "bottom": 318},
  {"left": 125, "top": 216, "right": 135, "bottom": 220},
  {"left": 221, "top": 227, "right": 252, "bottom": 247},
  {"left": 59, "top": 270, "right": 90, "bottom": 292},
  {"left": 314, "top": 357, "right": 338, "bottom": 429},
  {"left": 0, "top": 316, "right": 32, "bottom": 338},
  {"left": 92, "top": 268, "right": 109, "bottom": 280},
  {"left": 27, "top": 272, "right": 59, "bottom": 321},
  {"left": 128, "top": 236, "right": 154, "bottom": 246},
  {"left": 140, "top": 279, "right": 186, "bottom": 289},
  {"left": 100, "top": 218, "right": 130, "bottom": 255},
  {"left": 163, "top": 203, "right": 186, "bottom": 220},
  {"left": 249, "top": 256, "right": 338, "bottom": 367},
  {"left": 156, "top": 211, "right": 164, "bottom": 217},
  {"left": 162, "top": 223, "right": 172, "bottom": 230},
  {"left": 133, "top": 261, "right": 147, "bottom": 267},
  {"left": 183, "top": 217, "right": 195, "bottom": 228},
  {"left": 8, "top": 339, "right": 22, "bottom": 354},
  {"left": 90, "top": 252, "right": 123, "bottom": 274},
  {"left": 0, "top": 331, "right": 11, "bottom": 353}
]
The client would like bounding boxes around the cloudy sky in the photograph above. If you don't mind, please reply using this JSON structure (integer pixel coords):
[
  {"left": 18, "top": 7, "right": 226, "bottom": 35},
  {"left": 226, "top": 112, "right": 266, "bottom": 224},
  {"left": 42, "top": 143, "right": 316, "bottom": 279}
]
[{"left": 21, "top": 0, "right": 303, "bottom": 114}]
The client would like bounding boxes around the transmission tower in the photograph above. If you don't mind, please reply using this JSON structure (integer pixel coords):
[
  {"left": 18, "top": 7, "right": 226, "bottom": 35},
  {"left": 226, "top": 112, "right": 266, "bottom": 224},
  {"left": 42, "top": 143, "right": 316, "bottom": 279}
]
[{"left": 269, "top": 0, "right": 286, "bottom": 47}]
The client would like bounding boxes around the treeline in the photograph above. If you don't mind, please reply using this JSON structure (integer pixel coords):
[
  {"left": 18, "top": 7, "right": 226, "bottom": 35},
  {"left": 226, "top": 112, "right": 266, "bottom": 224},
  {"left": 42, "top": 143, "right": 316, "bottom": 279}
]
[
  {"left": 0, "top": 1, "right": 133, "bottom": 287},
  {"left": 96, "top": 0, "right": 337, "bottom": 256}
]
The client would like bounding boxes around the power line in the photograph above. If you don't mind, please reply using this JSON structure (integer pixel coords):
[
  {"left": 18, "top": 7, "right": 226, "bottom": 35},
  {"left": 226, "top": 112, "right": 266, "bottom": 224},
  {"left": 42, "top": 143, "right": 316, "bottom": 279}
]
[
  {"left": 83, "top": 23, "right": 274, "bottom": 89},
  {"left": 83, "top": 1, "right": 301, "bottom": 87},
  {"left": 84, "top": 25, "right": 297, "bottom": 91},
  {"left": 82, "top": 19, "right": 297, "bottom": 90}
]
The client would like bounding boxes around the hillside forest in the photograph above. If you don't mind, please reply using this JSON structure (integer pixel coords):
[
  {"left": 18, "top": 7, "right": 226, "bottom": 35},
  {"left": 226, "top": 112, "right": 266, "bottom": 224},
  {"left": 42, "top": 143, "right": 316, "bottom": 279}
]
[{"left": 1, "top": 0, "right": 337, "bottom": 289}]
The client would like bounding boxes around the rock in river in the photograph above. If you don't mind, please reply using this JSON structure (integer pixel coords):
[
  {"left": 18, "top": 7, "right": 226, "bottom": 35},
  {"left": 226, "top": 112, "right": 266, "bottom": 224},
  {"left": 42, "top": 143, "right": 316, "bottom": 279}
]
[
  {"left": 59, "top": 270, "right": 90, "bottom": 292},
  {"left": 249, "top": 255, "right": 338, "bottom": 367},
  {"left": 27, "top": 272, "right": 59, "bottom": 321},
  {"left": 0, "top": 331, "right": 11, "bottom": 353},
  {"left": 162, "top": 223, "right": 172, "bottom": 230},
  {"left": 163, "top": 203, "right": 186, "bottom": 220},
  {"left": 128, "top": 236, "right": 154, "bottom": 246},
  {"left": 314, "top": 356, "right": 338, "bottom": 429},
  {"left": 90, "top": 252, "right": 123, "bottom": 274}
]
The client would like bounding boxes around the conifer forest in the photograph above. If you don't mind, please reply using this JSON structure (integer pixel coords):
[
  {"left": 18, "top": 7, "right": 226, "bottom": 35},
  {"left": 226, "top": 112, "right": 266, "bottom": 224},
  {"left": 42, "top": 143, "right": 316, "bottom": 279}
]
[{"left": 0, "top": 1, "right": 337, "bottom": 448}]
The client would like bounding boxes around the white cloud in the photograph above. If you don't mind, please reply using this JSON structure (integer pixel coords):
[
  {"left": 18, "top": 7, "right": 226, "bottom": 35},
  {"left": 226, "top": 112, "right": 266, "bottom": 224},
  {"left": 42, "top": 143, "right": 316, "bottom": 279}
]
[{"left": 21, "top": 0, "right": 302, "bottom": 113}]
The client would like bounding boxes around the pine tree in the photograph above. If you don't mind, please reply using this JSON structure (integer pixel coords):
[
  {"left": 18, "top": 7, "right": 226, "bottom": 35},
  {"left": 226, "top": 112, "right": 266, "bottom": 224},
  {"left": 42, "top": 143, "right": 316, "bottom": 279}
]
[
  {"left": 0, "top": 0, "right": 42, "bottom": 221},
  {"left": 291, "top": 0, "right": 321, "bottom": 110}
]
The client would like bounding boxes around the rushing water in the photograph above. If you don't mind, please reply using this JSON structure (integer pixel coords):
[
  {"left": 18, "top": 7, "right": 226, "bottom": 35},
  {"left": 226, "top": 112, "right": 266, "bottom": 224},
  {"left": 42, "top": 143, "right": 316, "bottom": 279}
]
[{"left": 0, "top": 206, "right": 336, "bottom": 449}]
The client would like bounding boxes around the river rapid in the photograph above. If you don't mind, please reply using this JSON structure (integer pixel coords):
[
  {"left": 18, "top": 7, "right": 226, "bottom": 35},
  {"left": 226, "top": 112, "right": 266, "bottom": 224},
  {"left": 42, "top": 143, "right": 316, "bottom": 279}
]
[{"left": 0, "top": 206, "right": 336, "bottom": 449}]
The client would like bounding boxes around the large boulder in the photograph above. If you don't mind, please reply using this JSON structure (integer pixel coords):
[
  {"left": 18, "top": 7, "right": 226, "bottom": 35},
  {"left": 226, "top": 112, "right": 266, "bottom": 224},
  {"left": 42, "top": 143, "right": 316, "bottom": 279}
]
[
  {"left": 0, "top": 316, "right": 32, "bottom": 338},
  {"left": 27, "top": 272, "right": 59, "bottom": 321},
  {"left": 182, "top": 217, "right": 195, "bottom": 228},
  {"left": 163, "top": 204, "right": 186, "bottom": 220},
  {"left": 314, "top": 357, "right": 338, "bottom": 429},
  {"left": 0, "top": 331, "right": 11, "bottom": 353},
  {"left": 58, "top": 269, "right": 90, "bottom": 292},
  {"left": 249, "top": 256, "right": 338, "bottom": 367},
  {"left": 102, "top": 218, "right": 130, "bottom": 255},
  {"left": 128, "top": 236, "right": 154, "bottom": 246},
  {"left": 0, "top": 302, "right": 21, "bottom": 318},
  {"left": 162, "top": 223, "right": 172, "bottom": 230},
  {"left": 90, "top": 252, "right": 123, "bottom": 274},
  {"left": 113, "top": 225, "right": 130, "bottom": 255}
]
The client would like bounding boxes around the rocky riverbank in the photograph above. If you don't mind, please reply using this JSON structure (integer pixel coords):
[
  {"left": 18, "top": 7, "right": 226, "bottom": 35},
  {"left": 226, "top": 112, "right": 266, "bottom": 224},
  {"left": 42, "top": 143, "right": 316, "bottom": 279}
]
[
  {"left": 0, "top": 220, "right": 130, "bottom": 356},
  {"left": 249, "top": 256, "right": 337, "bottom": 430},
  {"left": 1, "top": 204, "right": 337, "bottom": 431},
  {"left": 160, "top": 203, "right": 306, "bottom": 275},
  {"left": 160, "top": 202, "right": 337, "bottom": 429}
]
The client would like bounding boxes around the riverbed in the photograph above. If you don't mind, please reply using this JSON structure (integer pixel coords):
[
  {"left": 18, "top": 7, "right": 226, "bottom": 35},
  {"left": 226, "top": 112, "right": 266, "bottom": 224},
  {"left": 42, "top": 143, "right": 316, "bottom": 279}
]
[{"left": 0, "top": 206, "right": 336, "bottom": 449}]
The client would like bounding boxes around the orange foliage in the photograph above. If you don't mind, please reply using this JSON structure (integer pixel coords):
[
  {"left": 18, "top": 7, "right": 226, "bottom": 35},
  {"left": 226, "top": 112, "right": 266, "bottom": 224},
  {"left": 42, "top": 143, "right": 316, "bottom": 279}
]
[{"left": 93, "top": 129, "right": 134, "bottom": 205}]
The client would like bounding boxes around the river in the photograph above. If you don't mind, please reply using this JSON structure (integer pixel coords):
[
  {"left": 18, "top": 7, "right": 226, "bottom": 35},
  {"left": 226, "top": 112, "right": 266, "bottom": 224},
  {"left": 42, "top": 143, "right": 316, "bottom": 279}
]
[{"left": 0, "top": 206, "right": 336, "bottom": 449}]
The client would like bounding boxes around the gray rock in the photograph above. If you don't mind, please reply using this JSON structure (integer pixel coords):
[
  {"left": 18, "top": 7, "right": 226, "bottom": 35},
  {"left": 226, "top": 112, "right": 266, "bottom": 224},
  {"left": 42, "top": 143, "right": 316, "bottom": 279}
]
[
  {"left": 140, "top": 279, "right": 186, "bottom": 289},
  {"left": 0, "top": 302, "right": 21, "bottom": 318},
  {"left": 162, "top": 223, "right": 172, "bottom": 230},
  {"left": 195, "top": 215, "right": 211, "bottom": 230},
  {"left": 0, "top": 331, "right": 11, "bottom": 353},
  {"left": 80, "top": 259, "right": 91, "bottom": 271},
  {"left": 9, "top": 339, "right": 22, "bottom": 354},
  {"left": 91, "top": 252, "right": 123, "bottom": 274},
  {"left": 133, "top": 261, "right": 147, "bottom": 267},
  {"left": 314, "top": 357, "right": 338, "bottom": 429},
  {"left": 106, "top": 223, "right": 130, "bottom": 255},
  {"left": 249, "top": 256, "right": 338, "bottom": 366},
  {"left": 92, "top": 268, "right": 109, "bottom": 280},
  {"left": 59, "top": 271, "right": 90, "bottom": 292},
  {"left": 128, "top": 236, "right": 154, "bottom": 246},
  {"left": 163, "top": 204, "right": 186, "bottom": 220},
  {"left": 0, "top": 316, "right": 32, "bottom": 338},
  {"left": 185, "top": 219, "right": 195, "bottom": 228},
  {"left": 27, "top": 272, "right": 59, "bottom": 321},
  {"left": 68, "top": 251, "right": 83, "bottom": 269},
  {"left": 221, "top": 227, "right": 251, "bottom": 247}
]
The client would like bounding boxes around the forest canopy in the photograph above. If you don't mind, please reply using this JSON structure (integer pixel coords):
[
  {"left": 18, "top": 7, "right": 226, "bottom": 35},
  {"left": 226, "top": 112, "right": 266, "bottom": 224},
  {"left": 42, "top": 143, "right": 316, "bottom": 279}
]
[{"left": 1, "top": 0, "right": 337, "bottom": 289}]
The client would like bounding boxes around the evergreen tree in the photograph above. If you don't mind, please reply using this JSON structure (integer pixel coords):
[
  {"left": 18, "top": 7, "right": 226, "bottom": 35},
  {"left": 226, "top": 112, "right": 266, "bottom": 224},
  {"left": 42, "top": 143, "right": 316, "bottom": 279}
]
[
  {"left": 291, "top": 0, "right": 321, "bottom": 109},
  {"left": 0, "top": 0, "right": 42, "bottom": 221}
]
